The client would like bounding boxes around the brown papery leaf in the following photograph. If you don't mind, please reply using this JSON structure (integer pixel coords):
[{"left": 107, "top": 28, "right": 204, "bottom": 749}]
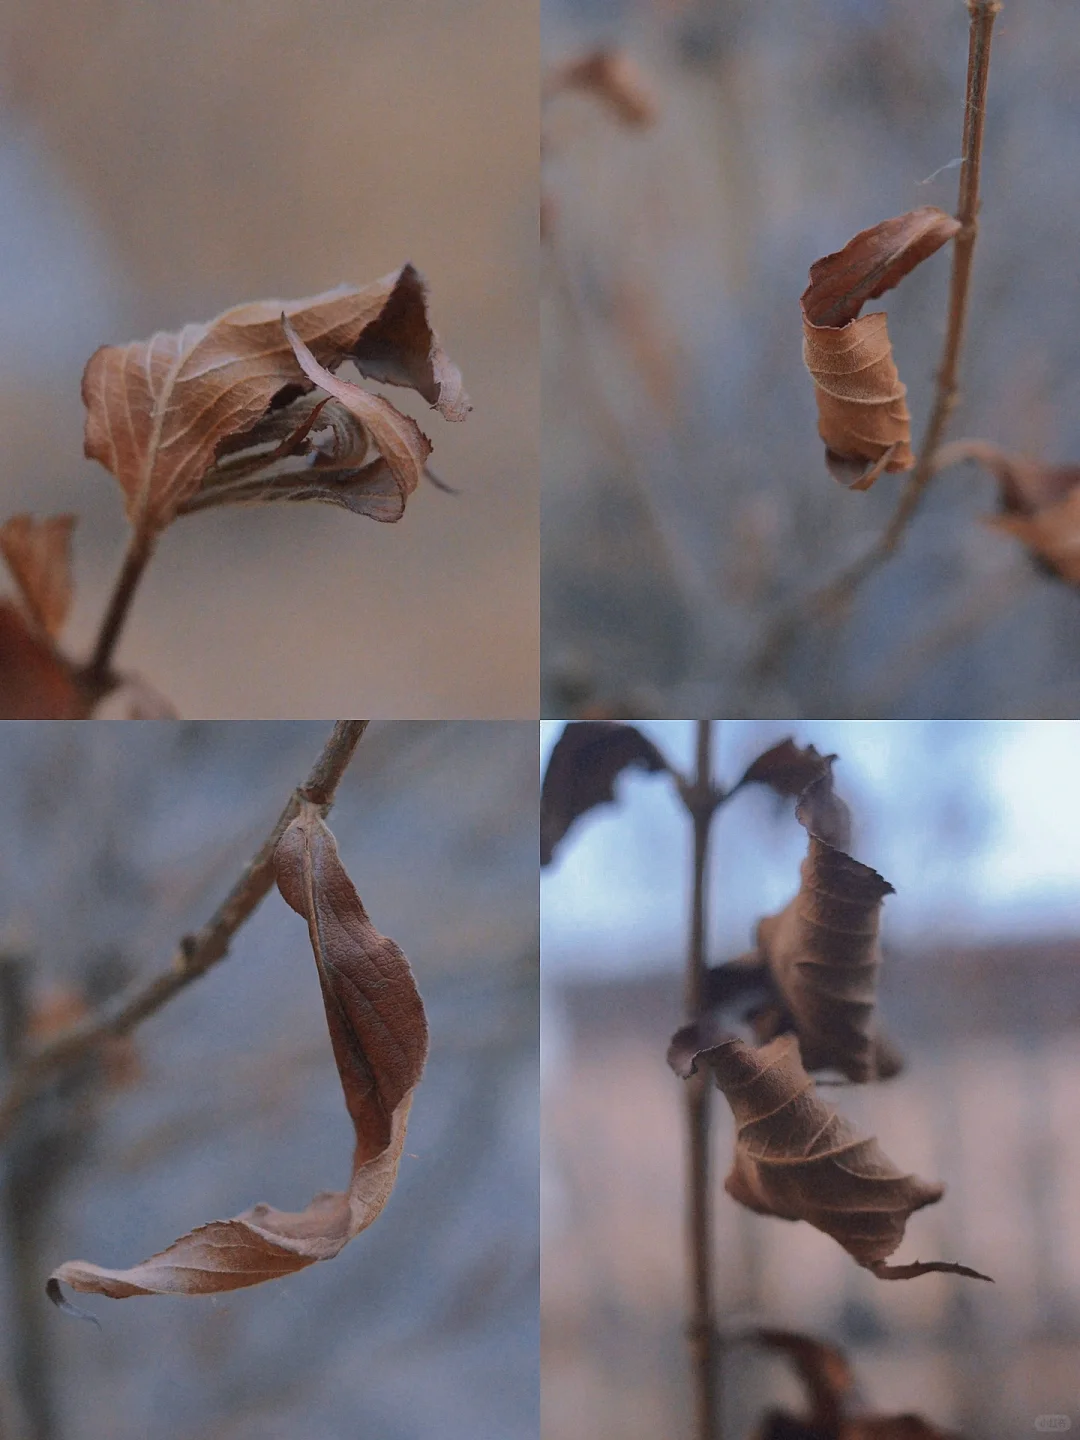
[
  {"left": 802, "top": 208, "right": 960, "bottom": 490},
  {"left": 0, "top": 601, "right": 86, "bottom": 719},
  {"left": 754, "top": 763, "right": 898, "bottom": 1082},
  {"left": 0, "top": 514, "right": 76, "bottom": 639},
  {"left": 934, "top": 438, "right": 1080, "bottom": 585},
  {"left": 82, "top": 263, "right": 467, "bottom": 538},
  {"left": 281, "top": 317, "right": 432, "bottom": 522},
  {"left": 544, "top": 49, "right": 659, "bottom": 127},
  {"left": 48, "top": 803, "right": 428, "bottom": 1308},
  {"left": 541, "top": 720, "right": 669, "bottom": 865},
  {"left": 685, "top": 1034, "right": 990, "bottom": 1282}
]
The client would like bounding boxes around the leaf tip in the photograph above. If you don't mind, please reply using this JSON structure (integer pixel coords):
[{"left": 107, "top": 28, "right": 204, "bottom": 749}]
[{"left": 46, "top": 1277, "right": 102, "bottom": 1328}]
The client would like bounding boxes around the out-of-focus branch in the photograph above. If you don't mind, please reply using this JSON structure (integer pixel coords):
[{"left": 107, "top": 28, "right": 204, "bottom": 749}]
[{"left": 0, "top": 720, "right": 368, "bottom": 1144}]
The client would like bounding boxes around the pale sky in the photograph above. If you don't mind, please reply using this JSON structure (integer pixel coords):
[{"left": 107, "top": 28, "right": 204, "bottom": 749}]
[{"left": 540, "top": 720, "right": 1080, "bottom": 978}]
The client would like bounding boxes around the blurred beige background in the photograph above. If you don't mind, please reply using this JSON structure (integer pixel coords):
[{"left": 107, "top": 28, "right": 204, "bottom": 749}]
[{"left": 0, "top": 0, "right": 537, "bottom": 717}]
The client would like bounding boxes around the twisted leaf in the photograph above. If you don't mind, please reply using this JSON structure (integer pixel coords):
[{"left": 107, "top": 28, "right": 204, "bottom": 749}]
[
  {"left": 48, "top": 802, "right": 427, "bottom": 1309},
  {"left": 755, "top": 764, "right": 898, "bottom": 1081},
  {"left": 676, "top": 1033, "right": 989, "bottom": 1282},
  {"left": 540, "top": 720, "right": 669, "bottom": 865},
  {"left": 802, "top": 208, "right": 960, "bottom": 490}
]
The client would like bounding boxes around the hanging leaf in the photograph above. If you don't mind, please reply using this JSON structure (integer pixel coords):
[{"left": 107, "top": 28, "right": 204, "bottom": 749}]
[
  {"left": 0, "top": 601, "right": 86, "bottom": 719},
  {"left": 672, "top": 1033, "right": 990, "bottom": 1282},
  {"left": 81, "top": 264, "right": 468, "bottom": 539},
  {"left": 934, "top": 438, "right": 1080, "bottom": 585},
  {"left": 540, "top": 720, "right": 669, "bottom": 865},
  {"left": 48, "top": 802, "right": 428, "bottom": 1308},
  {"left": 753, "top": 763, "right": 900, "bottom": 1081},
  {"left": 802, "top": 208, "right": 960, "bottom": 490},
  {"left": 0, "top": 514, "right": 76, "bottom": 639}
]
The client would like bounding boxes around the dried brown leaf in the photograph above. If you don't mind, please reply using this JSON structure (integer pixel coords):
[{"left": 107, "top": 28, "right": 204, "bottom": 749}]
[
  {"left": 685, "top": 1034, "right": 989, "bottom": 1281},
  {"left": 735, "top": 739, "right": 836, "bottom": 803},
  {"left": 0, "top": 514, "right": 76, "bottom": 638},
  {"left": 545, "top": 49, "right": 660, "bottom": 127},
  {"left": 48, "top": 803, "right": 427, "bottom": 1306},
  {"left": 747, "top": 1329, "right": 964, "bottom": 1440},
  {"left": 0, "top": 600, "right": 86, "bottom": 719},
  {"left": 802, "top": 208, "right": 961, "bottom": 489},
  {"left": 82, "top": 264, "right": 467, "bottom": 538},
  {"left": 541, "top": 720, "right": 669, "bottom": 865},
  {"left": 934, "top": 438, "right": 1080, "bottom": 585},
  {"left": 751, "top": 1329, "right": 854, "bottom": 1435},
  {"left": 755, "top": 764, "right": 897, "bottom": 1082}
]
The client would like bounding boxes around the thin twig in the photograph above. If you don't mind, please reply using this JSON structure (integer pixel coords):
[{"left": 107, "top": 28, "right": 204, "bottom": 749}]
[
  {"left": 81, "top": 530, "right": 158, "bottom": 694},
  {"left": 681, "top": 720, "right": 722, "bottom": 1440},
  {"left": 752, "top": 0, "right": 1001, "bottom": 681},
  {"left": 0, "top": 720, "right": 368, "bottom": 1143}
]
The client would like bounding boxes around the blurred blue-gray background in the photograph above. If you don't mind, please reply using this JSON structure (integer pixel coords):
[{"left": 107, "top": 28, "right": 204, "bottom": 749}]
[{"left": 542, "top": 0, "right": 1080, "bottom": 718}]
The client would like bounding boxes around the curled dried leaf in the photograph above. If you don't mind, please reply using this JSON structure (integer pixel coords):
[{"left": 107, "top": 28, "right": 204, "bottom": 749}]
[
  {"left": 82, "top": 264, "right": 467, "bottom": 538},
  {"left": 683, "top": 1034, "right": 989, "bottom": 1282},
  {"left": 755, "top": 763, "right": 898, "bottom": 1082},
  {"left": 802, "top": 208, "right": 961, "bottom": 490},
  {"left": 544, "top": 49, "right": 659, "bottom": 127},
  {"left": 281, "top": 317, "right": 433, "bottom": 522},
  {"left": 48, "top": 803, "right": 428, "bottom": 1306},
  {"left": 0, "top": 514, "right": 76, "bottom": 639},
  {"left": 540, "top": 720, "right": 669, "bottom": 865},
  {"left": 934, "top": 438, "right": 1080, "bottom": 586}
]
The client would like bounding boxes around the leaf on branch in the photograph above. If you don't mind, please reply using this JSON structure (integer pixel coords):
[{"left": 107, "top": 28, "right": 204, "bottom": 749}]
[
  {"left": 933, "top": 438, "right": 1080, "bottom": 585},
  {"left": 802, "top": 208, "right": 961, "bottom": 490},
  {"left": 540, "top": 720, "right": 670, "bottom": 865},
  {"left": 0, "top": 600, "right": 86, "bottom": 719},
  {"left": 679, "top": 1033, "right": 990, "bottom": 1282},
  {"left": 544, "top": 49, "right": 660, "bottom": 127},
  {"left": 81, "top": 264, "right": 468, "bottom": 538},
  {"left": 753, "top": 762, "right": 900, "bottom": 1081},
  {"left": 47, "top": 803, "right": 428, "bottom": 1307},
  {"left": 0, "top": 514, "right": 76, "bottom": 639}
]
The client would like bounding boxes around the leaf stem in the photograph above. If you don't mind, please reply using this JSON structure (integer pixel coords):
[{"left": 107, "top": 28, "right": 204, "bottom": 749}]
[
  {"left": 752, "top": 0, "right": 1002, "bottom": 681},
  {"left": 82, "top": 530, "right": 158, "bottom": 695},
  {"left": 682, "top": 720, "right": 721, "bottom": 1440},
  {"left": 0, "top": 719, "right": 368, "bottom": 1143}
]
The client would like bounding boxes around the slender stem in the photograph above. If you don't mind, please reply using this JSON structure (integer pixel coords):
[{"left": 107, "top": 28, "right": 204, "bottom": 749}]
[
  {"left": 752, "top": 1, "right": 1001, "bottom": 680},
  {"left": 0, "top": 720, "right": 368, "bottom": 1142},
  {"left": 683, "top": 720, "right": 720, "bottom": 1440},
  {"left": 83, "top": 530, "right": 157, "bottom": 691}
]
